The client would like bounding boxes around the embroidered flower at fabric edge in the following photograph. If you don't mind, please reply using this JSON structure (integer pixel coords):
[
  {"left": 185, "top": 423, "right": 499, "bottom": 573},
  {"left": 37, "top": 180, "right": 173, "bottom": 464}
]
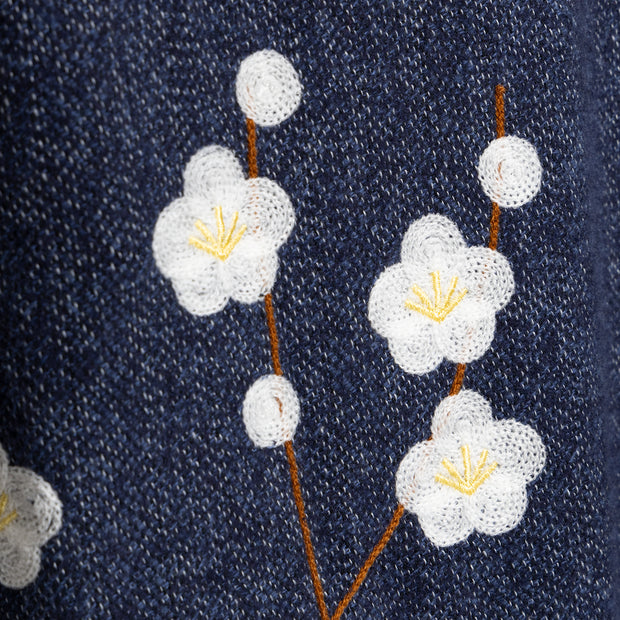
[
  {"left": 368, "top": 214, "right": 515, "bottom": 374},
  {"left": 395, "top": 390, "right": 545, "bottom": 547},
  {"left": 0, "top": 443, "right": 62, "bottom": 589},
  {"left": 152, "top": 145, "right": 295, "bottom": 316}
]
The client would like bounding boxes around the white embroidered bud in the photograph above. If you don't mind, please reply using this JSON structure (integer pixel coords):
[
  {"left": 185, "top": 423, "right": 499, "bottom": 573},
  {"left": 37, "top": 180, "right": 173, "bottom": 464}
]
[
  {"left": 242, "top": 374, "right": 300, "bottom": 448},
  {"left": 236, "top": 50, "right": 302, "bottom": 126},
  {"left": 478, "top": 136, "right": 542, "bottom": 208}
]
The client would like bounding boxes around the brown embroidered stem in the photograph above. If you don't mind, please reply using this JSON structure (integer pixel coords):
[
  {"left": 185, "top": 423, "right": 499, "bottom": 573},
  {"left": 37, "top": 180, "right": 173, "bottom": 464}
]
[
  {"left": 264, "top": 294, "right": 283, "bottom": 376},
  {"left": 331, "top": 504, "right": 405, "bottom": 620},
  {"left": 495, "top": 84, "right": 506, "bottom": 139},
  {"left": 488, "top": 203, "right": 501, "bottom": 251},
  {"left": 247, "top": 116, "right": 328, "bottom": 619},
  {"left": 246, "top": 117, "right": 258, "bottom": 178},
  {"left": 286, "top": 440, "right": 330, "bottom": 620},
  {"left": 267, "top": 297, "right": 327, "bottom": 618},
  {"left": 488, "top": 85, "right": 505, "bottom": 251},
  {"left": 458, "top": 85, "right": 505, "bottom": 385},
  {"left": 330, "top": 84, "right": 509, "bottom": 618},
  {"left": 449, "top": 362, "right": 467, "bottom": 396}
]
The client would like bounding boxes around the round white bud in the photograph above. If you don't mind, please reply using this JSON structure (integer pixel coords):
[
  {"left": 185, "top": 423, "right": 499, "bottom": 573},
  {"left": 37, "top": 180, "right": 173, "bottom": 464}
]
[
  {"left": 478, "top": 136, "right": 542, "bottom": 208},
  {"left": 236, "top": 50, "right": 301, "bottom": 127},
  {"left": 242, "top": 374, "right": 300, "bottom": 448}
]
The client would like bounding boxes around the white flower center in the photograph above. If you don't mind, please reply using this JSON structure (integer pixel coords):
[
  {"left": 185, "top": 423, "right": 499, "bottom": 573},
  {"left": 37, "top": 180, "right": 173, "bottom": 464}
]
[
  {"left": 405, "top": 271, "right": 467, "bottom": 323},
  {"left": 188, "top": 205, "right": 247, "bottom": 261},
  {"left": 435, "top": 445, "right": 498, "bottom": 496}
]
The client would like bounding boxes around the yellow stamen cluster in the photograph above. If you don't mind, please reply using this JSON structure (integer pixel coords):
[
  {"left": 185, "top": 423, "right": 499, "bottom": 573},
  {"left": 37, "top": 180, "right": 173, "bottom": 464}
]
[
  {"left": 189, "top": 205, "right": 247, "bottom": 261},
  {"left": 0, "top": 492, "right": 17, "bottom": 532},
  {"left": 405, "top": 271, "right": 467, "bottom": 323},
  {"left": 435, "top": 445, "right": 498, "bottom": 496}
]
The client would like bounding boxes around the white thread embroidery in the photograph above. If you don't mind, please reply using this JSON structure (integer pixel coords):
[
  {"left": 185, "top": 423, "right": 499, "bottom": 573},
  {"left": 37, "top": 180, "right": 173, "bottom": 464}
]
[
  {"left": 395, "top": 390, "right": 545, "bottom": 547},
  {"left": 368, "top": 214, "right": 514, "bottom": 374},
  {"left": 243, "top": 375, "right": 300, "bottom": 448},
  {"left": 152, "top": 145, "right": 295, "bottom": 315},
  {"left": 478, "top": 136, "right": 542, "bottom": 208},
  {"left": 0, "top": 444, "right": 62, "bottom": 589},
  {"left": 236, "top": 50, "right": 302, "bottom": 127}
]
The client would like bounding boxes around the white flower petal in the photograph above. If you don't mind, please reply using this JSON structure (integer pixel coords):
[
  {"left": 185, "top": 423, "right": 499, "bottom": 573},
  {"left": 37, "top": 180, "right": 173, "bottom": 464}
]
[
  {"left": 172, "top": 261, "right": 230, "bottom": 316},
  {"left": 489, "top": 420, "right": 546, "bottom": 483},
  {"left": 369, "top": 264, "right": 430, "bottom": 340},
  {"left": 466, "top": 472, "right": 528, "bottom": 536},
  {"left": 0, "top": 540, "right": 40, "bottom": 589},
  {"left": 435, "top": 308, "right": 496, "bottom": 363},
  {"left": 397, "top": 441, "right": 473, "bottom": 546},
  {"left": 458, "top": 247, "right": 514, "bottom": 311},
  {"left": 236, "top": 50, "right": 302, "bottom": 126},
  {"left": 395, "top": 441, "right": 439, "bottom": 510},
  {"left": 431, "top": 390, "right": 493, "bottom": 440},
  {"left": 242, "top": 375, "right": 300, "bottom": 447},
  {"left": 400, "top": 214, "right": 465, "bottom": 266},
  {"left": 5, "top": 467, "right": 62, "bottom": 547},
  {"left": 183, "top": 145, "right": 244, "bottom": 197},
  {"left": 389, "top": 327, "right": 443, "bottom": 375},
  {"left": 226, "top": 251, "right": 278, "bottom": 303},
  {"left": 417, "top": 494, "right": 473, "bottom": 547},
  {"left": 241, "top": 178, "right": 295, "bottom": 252},
  {"left": 153, "top": 197, "right": 200, "bottom": 279}
]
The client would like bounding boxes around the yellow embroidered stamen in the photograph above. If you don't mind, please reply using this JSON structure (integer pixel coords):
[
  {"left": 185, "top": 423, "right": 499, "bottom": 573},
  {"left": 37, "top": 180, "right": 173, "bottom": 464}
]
[
  {"left": 188, "top": 205, "right": 247, "bottom": 261},
  {"left": 462, "top": 444, "right": 471, "bottom": 482},
  {"left": 0, "top": 492, "right": 17, "bottom": 532},
  {"left": 405, "top": 270, "right": 467, "bottom": 323},
  {"left": 435, "top": 444, "right": 498, "bottom": 496}
]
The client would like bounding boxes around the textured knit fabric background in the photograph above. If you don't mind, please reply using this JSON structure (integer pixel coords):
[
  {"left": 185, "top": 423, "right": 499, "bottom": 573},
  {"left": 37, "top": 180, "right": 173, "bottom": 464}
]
[{"left": 0, "top": 1, "right": 617, "bottom": 618}]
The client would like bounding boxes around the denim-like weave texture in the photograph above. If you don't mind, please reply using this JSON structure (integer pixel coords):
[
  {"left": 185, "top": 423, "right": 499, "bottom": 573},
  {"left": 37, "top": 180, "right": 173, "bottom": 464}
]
[
  {"left": 585, "top": 0, "right": 620, "bottom": 615},
  {"left": 0, "top": 1, "right": 614, "bottom": 618}
]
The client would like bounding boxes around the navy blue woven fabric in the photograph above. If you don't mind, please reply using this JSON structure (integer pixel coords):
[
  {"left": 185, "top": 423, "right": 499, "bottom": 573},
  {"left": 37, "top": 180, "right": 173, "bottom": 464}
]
[
  {"left": 582, "top": 0, "right": 620, "bottom": 616},
  {"left": 0, "top": 1, "right": 615, "bottom": 617}
]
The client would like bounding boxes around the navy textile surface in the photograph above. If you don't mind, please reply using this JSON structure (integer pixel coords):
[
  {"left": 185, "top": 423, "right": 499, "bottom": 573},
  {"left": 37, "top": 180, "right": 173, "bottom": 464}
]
[
  {"left": 0, "top": 1, "right": 617, "bottom": 618},
  {"left": 585, "top": 0, "right": 620, "bottom": 616}
]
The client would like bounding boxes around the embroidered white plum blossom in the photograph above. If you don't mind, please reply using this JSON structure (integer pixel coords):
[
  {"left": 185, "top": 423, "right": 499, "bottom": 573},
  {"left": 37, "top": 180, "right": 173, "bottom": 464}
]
[
  {"left": 0, "top": 444, "right": 62, "bottom": 589},
  {"left": 478, "top": 136, "right": 542, "bottom": 208},
  {"left": 395, "top": 390, "right": 545, "bottom": 547},
  {"left": 236, "top": 50, "right": 302, "bottom": 126},
  {"left": 153, "top": 146, "right": 295, "bottom": 315},
  {"left": 368, "top": 214, "right": 514, "bottom": 374},
  {"left": 243, "top": 374, "right": 300, "bottom": 448}
]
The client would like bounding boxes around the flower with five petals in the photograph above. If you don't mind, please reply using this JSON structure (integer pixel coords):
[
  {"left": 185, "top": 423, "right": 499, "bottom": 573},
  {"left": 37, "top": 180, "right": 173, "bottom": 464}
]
[
  {"left": 153, "top": 145, "right": 295, "bottom": 315},
  {"left": 369, "top": 214, "right": 514, "bottom": 374}
]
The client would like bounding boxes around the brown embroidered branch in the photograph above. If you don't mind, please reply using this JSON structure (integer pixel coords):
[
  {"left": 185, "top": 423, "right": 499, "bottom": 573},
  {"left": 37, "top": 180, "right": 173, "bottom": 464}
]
[
  {"left": 331, "top": 504, "right": 405, "bottom": 620},
  {"left": 267, "top": 289, "right": 328, "bottom": 619},
  {"left": 488, "top": 84, "right": 506, "bottom": 251},
  {"left": 285, "top": 440, "right": 330, "bottom": 620},
  {"left": 246, "top": 117, "right": 259, "bottom": 179},
  {"left": 246, "top": 118, "right": 329, "bottom": 620},
  {"left": 329, "top": 84, "right": 508, "bottom": 619},
  {"left": 449, "top": 362, "right": 467, "bottom": 396},
  {"left": 264, "top": 293, "right": 283, "bottom": 376}
]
